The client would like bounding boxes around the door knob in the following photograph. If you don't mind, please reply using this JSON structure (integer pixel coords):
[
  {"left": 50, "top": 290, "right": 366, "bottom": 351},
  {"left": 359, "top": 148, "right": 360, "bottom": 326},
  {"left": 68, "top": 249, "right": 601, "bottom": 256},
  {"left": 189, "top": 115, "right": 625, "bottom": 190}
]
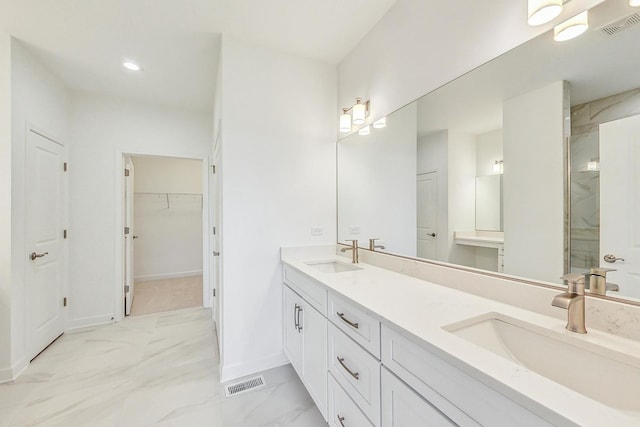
[
  {"left": 30, "top": 252, "right": 48, "bottom": 261},
  {"left": 604, "top": 254, "right": 625, "bottom": 263}
]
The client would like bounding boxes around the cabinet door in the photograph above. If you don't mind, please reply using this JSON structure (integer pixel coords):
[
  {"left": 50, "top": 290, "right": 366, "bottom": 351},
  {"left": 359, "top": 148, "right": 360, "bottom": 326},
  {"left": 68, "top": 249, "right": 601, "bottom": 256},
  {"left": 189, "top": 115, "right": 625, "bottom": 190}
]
[
  {"left": 382, "top": 368, "right": 455, "bottom": 427},
  {"left": 302, "top": 299, "right": 328, "bottom": 420},
  {"left": 284, "top": 285, "right": 303, "bottom": 373}
]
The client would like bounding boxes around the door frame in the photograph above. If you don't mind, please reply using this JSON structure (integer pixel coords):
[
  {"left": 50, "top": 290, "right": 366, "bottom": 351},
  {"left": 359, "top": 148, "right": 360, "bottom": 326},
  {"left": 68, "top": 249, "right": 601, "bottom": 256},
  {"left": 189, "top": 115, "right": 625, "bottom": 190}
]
[
  {"left": 114, "top": 148, "right": 211, "bottom": 321},
  {"left": 24, "top": 122, "right": 69, "bottom": 354}
]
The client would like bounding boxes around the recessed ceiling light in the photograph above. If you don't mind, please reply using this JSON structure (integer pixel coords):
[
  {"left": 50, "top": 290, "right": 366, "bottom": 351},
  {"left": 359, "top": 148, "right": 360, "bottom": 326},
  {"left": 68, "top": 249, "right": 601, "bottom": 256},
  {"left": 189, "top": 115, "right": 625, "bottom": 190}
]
[{"left": 123, "top": 61, "right": 141, "bottom": 71}]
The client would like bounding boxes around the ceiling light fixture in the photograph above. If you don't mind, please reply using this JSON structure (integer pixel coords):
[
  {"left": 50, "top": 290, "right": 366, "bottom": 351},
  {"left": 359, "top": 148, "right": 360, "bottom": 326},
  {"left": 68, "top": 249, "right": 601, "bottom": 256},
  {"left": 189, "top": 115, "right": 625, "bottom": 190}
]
[
  {"left": 631, "top": 0, "right": 640, "bottom": 6},
  {"left": 373, "top": 117, "right": 387, "bottom": 129},
  {"left": 528, "top": 0, "right": 563, "bottom": 26},
  {"left": 358, "top": 125, "right": 371, "bottom": 136},
  {"left": 339, "top": 98, "right": 370, "bottom": 133},
  {"left": 554, "top": 10, "right": 589, "bottom": 41},
  {"left": 123, "top": 61, "right": 141, "bottom": 71}
]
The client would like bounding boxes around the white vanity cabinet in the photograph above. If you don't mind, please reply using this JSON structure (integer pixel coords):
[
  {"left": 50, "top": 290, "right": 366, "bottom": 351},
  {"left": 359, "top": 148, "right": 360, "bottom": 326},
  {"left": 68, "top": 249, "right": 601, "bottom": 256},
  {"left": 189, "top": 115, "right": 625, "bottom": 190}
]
[
  {"left": 381, "top": 367, "right": 455, "bottom": 427},
  {"left": 282, "top": 280, "right": 328, "bottom": 420},
  {"left": 381, "top": 325, "right": 552, "bottom": 427}
]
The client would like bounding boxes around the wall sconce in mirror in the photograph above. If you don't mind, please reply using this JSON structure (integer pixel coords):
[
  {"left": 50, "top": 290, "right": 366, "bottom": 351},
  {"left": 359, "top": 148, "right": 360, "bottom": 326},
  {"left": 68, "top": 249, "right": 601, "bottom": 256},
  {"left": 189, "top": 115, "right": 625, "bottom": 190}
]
[
  {"left": 493, "top": 160, "right": 504, "bottom": 174},
  {"left": 358, "top": 125, "right": 371, "bottom": 136},
  {"left": 554, "top": 10, "right": 589, "bottom": 41},
  {"left": 340, "top": 98, "right": 371, "bottom": 133},
  {"left": 373, "top": 117, "right": 387, "bottom": 129},
  {"left": 528, "top": 0, "right": 563, "bottom": 26}
]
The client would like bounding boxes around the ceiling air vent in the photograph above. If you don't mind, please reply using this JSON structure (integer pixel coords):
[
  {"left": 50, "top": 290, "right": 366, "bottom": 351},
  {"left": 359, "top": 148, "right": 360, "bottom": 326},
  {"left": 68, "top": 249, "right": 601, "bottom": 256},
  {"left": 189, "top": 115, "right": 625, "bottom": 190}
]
[
  {"left": 599, "top": 12, "right": 640, "bottom": 36},
  {"left": 224, "top": 375, "right": 266, "bottom": 398}
]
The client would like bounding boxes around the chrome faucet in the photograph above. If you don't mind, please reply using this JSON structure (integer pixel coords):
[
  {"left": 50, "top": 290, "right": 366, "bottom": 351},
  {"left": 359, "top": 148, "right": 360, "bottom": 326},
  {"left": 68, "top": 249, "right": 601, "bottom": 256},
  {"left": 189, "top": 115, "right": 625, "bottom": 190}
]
[
  {"left": 552, "top": 273, "right": 587, "bottom": 334},
  {"left": 588, "top": 267, "right": 619, "bottom": 295},
  {"left": 341, "top": 240, "right": 359, "bottom": 264},
  {"left": 368, "top": 238, "right": 385, "bottom": 251}
]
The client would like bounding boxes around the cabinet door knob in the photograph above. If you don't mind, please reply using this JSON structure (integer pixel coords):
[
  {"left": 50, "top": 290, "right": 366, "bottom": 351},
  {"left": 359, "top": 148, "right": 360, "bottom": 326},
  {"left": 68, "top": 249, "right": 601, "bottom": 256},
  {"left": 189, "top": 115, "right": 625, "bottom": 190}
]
[{"left": 337, "top": 415, "right": 346, "bottom": 427}]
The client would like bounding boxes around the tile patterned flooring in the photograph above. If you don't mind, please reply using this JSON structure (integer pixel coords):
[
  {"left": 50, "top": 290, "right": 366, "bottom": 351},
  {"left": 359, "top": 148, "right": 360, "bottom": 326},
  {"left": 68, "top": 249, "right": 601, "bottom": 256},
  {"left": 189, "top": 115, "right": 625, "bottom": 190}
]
[
  {"left": 130, "top": 275, "right": 203, "bottom": 316},
  {"left": 0, "top": 308, "right": 326, "bottom": 427}
]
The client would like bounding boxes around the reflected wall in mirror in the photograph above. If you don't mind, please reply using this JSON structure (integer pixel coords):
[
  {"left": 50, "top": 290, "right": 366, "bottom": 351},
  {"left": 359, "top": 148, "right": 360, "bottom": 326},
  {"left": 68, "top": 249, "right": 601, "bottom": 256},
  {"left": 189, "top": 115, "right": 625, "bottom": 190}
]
[
  {"left": 337, "top": 0, "right": 640, "bottom": 302},
  {"left": 476, "top": 175, "right": 502, "bottom": 232}
]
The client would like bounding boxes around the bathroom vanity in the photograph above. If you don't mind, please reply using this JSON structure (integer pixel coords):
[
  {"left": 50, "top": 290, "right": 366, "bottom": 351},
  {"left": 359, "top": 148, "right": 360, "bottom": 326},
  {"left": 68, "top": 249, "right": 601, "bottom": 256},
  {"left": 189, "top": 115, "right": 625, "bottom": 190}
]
[{"left": 281, "top": 245, "right": 640, "bottom": 427}]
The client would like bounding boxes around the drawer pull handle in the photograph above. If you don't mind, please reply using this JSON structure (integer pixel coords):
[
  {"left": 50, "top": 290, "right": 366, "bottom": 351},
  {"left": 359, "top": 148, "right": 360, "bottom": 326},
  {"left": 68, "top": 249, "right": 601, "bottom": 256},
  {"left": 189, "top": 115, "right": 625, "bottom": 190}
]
[
  {"left": 337, "top": 357, "right": 360, "bottom": 380},
  {"left": 337, "top": 415, "right": 346, "bottom": 427},
  {"left": 336, "top": 312, "right": 359, "bottom": 329}
]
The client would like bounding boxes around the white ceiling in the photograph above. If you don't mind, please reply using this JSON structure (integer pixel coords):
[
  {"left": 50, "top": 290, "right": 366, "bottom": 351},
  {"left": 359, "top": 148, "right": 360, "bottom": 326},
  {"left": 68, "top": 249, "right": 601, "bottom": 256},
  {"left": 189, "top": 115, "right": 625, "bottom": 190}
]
[
  {"left": 416, "top": 0, "right": 640, "bottom": 136},
  {"left": 0, "top": 0, "right": 397, "bottom": 112}
]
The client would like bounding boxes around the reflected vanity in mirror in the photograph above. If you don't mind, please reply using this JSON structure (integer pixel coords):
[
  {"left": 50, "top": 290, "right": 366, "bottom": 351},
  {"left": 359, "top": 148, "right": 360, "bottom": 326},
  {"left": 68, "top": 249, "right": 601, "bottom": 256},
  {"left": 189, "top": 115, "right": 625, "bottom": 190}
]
[{"left": 337, "top": 0, "right": 640, "bottom": 302}]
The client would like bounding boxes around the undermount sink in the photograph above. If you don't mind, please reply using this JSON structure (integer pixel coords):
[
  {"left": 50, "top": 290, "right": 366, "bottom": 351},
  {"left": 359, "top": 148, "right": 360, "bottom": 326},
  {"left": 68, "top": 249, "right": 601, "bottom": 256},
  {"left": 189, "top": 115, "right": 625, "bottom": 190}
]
[
  {"left": 305, "top": 260, "right": 361, "bottom": 273},
  {"left": 443, "top": 313, "right": 640, "bottom": 414}
]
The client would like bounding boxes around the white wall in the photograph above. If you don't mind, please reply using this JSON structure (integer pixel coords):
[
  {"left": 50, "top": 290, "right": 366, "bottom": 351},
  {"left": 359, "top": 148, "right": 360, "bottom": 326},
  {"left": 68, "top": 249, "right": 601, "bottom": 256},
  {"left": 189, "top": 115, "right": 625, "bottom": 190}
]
[
  {"left": 417, "top": 130, "right": 448, "bottom": 261},
  {"left": 132, "top": 156, "right": 203, "bottom": 281},
  {"left": 2, "top": 39, "right": 71, "bottom": 380},
  {"left": 219, "top": 37, "right": 336, "bottom": 381},
  {"left": 0, "top": 33, "right": 12, "bottom": 379},
  {"left": 447, "top": 130, "right": 476, "bottom": 266},
  {"left": 503, "top": 81, "right": 567, "bottom": 284},
  {"left": 338, "top": 102, "right": 417, "bottom": 255},
  {"left": 338, "top": 0, "right": 605, "bottom": 125},
  {"left": 69, "top": 93, "right": 210, "bottom": 328},
  {"left": 476, "top": 129, "right": 503, "bottom": 176}
]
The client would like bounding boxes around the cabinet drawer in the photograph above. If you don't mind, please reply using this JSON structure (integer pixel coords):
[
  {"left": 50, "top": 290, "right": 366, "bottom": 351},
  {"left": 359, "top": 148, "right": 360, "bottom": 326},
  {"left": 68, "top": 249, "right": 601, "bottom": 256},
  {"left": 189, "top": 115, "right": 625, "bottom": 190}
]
[
  {"left": 283, "top": 264, "right": 327, "bottom": 315},
  {"left": 328, "top": 324, "right": 381, "bottom": 426},
  {"left": 329, "top": 293, "right": 381, "bottom": 359},
  {"left": 381, "top": 325, "right": 551, "bottom": 427},
  {"left": 381, "top": 367, "right": 455, "bottom": 427},
  {"left": 328, "top": 374, "right": 374, "bottom": 427}
]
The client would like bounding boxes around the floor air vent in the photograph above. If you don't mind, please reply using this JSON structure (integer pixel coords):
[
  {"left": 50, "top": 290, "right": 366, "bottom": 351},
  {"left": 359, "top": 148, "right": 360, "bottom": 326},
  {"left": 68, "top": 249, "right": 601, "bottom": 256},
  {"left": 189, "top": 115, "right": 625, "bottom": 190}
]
[{"left": 224, "top": 375, "right": 266, "bottom": 398}]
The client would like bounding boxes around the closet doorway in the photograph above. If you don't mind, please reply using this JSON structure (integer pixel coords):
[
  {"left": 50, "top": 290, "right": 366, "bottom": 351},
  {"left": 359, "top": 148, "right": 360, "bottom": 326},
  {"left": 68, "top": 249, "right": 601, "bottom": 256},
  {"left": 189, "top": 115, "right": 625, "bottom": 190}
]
[{"left": 123, "top": 155, "right": 204, "bottom": 316}]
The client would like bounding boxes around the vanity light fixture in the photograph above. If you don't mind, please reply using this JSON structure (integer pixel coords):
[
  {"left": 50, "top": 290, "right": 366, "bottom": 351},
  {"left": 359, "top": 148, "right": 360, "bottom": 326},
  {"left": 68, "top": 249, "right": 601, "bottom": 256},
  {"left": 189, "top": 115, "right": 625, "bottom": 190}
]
[
  {"left": 123, "top": 61, "right": 142, "bottom": 71},
  {"left": 493, "top": 160, "right": 504, "bottom": 174},
  {"left": 358, "top": 125, "right": 371, "bottom": 136},
  {"left": 339, "top": 98, "right": 370, "bottom": 133},
  {"left": 373, "top": 117, "right": 387, "bottom": 129},
  {"left": 340, "top": 108, "right": 352, "bottom": 133},
  {"left": 631, "top": 0, "right": 640, "bottom": 6},
  {"left": 554, "top": 11, "right": 589, "bottom": 41},
  {"left": 528, "top": 0, "right": 563, "bottom": 26}
]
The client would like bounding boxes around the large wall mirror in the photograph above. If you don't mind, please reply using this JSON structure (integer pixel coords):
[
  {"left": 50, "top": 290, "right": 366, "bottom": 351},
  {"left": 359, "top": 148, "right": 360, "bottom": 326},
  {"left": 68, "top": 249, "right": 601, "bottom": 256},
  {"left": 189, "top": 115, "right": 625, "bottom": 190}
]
[{"left": 337, "top": 0, "right": 640, "bottom": 303}]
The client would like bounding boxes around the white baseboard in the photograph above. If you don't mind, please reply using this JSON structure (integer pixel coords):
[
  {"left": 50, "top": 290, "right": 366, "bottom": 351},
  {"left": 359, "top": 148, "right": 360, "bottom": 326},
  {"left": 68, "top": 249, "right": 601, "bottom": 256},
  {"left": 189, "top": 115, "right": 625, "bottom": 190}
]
[
  {"left": 0, "top": 356, "right": 28, "bottom": 384},
  {"left": 67, "top": 314, "right": 116, "bottom": 331},
  {"left": 220, "top": 352, "right": 289, "bottom": 384},
  {"left": 134, "top": 270, "right": 203, "bottom": 282}
]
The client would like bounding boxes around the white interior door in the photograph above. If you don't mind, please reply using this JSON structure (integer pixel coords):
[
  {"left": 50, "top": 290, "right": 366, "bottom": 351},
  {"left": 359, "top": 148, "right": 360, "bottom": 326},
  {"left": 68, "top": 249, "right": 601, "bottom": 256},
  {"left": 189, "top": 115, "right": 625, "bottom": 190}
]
[
  {"left": 600, "top": 115, "right": 640, "bottom": 299},
  {"left": 124, "top": 157, "right": 135, "bottom": 315},
  {"left": 26, "top": 129, "right": 65, "bottom": 360},
  {"left": 417, "top": 171, "right": 438, "bottom": 259}
]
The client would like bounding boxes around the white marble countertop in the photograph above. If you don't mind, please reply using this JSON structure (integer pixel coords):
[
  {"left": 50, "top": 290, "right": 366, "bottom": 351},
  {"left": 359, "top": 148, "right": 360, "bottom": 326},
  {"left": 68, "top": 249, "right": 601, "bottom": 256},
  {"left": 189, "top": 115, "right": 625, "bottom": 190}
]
[{"left": 281, "top": 247, "right": 640, "bottom": 427}]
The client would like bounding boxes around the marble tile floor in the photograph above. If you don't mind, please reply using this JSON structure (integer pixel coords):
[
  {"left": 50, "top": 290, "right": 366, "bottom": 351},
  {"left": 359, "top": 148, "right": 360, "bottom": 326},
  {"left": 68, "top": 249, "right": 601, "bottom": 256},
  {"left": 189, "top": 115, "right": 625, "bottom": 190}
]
[
  {"left": 0, "top": 307, "right": 326, "bottom": 427},
  {"left": 130, "top": 275, "right": 203, "bottom": 316}
]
